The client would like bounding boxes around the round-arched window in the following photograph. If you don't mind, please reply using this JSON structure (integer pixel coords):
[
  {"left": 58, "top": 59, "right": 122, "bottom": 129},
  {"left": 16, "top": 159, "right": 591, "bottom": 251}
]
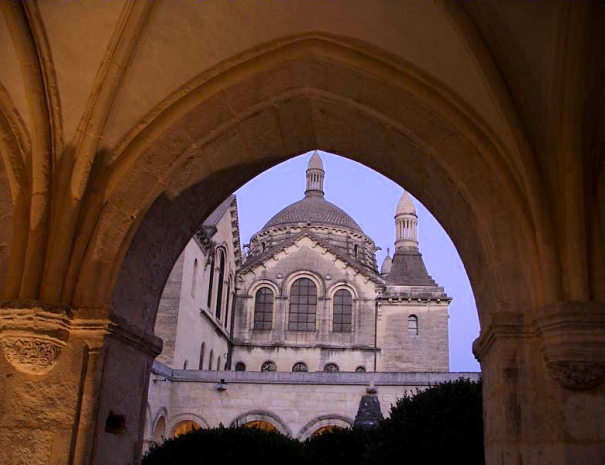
[
  {"left": 254, "top": 287, "right": 274, "bottom": 330},
  {"left": 235, "top": 362, "right": 246, "bottom": 372},
  {"left": 355, "top": 366, "right": 366, "bottom": 373},
  {"left": 333, "top": 289, "right": 353, "bottom": 332},
  {"left": 324, "top": 363, "right": 339, "bottom": 373},
  {"left": 261, "top": 361, "right": 277, "bottom": 372},
  {"left": 292, "top": 362, "right": 308, "bottom": 372},
  {"left": 172, "top": 420, "right": 201, "bottom": 438},
  {"left": 408, "top": 315, "right": 419, "bottom": 335},
  {"left": 289, "top": 278, "right": 317, "bottom": 331}
]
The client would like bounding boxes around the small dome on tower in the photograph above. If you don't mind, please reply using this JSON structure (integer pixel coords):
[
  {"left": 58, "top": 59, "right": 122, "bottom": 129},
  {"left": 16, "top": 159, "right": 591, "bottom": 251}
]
[
  {"left": 381, "top": 248, "right": 392, "bottom": 275},
  {"left": 396, "top": 190, "right": 416, "bottom": 216},
  {"left": 307, "top": 151, "right": 324, "bottom": 171}
]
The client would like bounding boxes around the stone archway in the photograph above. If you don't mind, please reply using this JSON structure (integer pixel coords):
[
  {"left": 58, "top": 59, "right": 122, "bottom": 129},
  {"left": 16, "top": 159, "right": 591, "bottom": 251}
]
[
  {"left": 297, "top": 415, "right": 354, "bottom": 441},
  {"left": 74, "top": 36, "right": 571, "bottom": 465},
  {"left": 0, "top": 4, "right": 603, "bottom": 463},
  {"left": 231, "top": 410, "right": 292, "bottom": 437}
]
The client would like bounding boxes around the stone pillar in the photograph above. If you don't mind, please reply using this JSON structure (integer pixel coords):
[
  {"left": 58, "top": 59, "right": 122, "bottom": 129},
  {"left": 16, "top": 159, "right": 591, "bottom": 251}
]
[
  {"left": 474, "top": 302, "right": 605, "bottom": 465},
  {"left": 0, "top": 303, "right": 161, "bottom": 465}
]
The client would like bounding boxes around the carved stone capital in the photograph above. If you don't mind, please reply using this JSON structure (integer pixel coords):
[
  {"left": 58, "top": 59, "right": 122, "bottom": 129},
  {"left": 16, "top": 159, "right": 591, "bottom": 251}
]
[
  {"left": 0, "top": 302, "right": 162, "bottom": 375},
  {"left": 534, "top": 301, "right": 605, "bottom": 390},
  {"left": 546, "top": 361, "right": 605, "bottom": 390},
  {"left": 1, "top": 336, "right": 63, "bottom": 375}
]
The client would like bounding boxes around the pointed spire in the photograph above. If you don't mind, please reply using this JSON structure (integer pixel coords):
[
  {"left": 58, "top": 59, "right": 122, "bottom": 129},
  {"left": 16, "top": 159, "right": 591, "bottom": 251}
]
[
  {"left": 381, "top": 248, "right": 392, "bottom": 275},
  {"left": 395, "top": 190, "right": 418, "bottom": 250},
  {"left": 305, "top": 151, "right": 325, "bottom": 197}
]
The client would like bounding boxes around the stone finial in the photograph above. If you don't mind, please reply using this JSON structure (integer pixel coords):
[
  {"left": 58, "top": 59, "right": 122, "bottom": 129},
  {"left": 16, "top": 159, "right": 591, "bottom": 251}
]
[
  {"left": 305, "top": 151, "right": 325, "bottom": 197},
  {"left": 381, "top": 248, "right": 392, "bottom": 275},
  {"left": 353, "top": 395, "right": 383, "bottom": 429},
  {"left": 395, "top": 190, "right": 418, "bottom": 250}
]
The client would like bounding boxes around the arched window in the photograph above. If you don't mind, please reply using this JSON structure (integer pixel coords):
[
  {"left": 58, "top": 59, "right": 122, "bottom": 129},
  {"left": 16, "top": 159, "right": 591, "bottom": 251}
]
[
  {"left": 355, "top": 366, "right": 366, "bottom": 373},
  {"left": 324, "top": 363, "right": 339, "bottom": 373},
  {"left": 243, "top": 421, "right": 276, "bottom": 432},
  {"left": 408, "top": 315, "right": 419, "bottom": 335},
  {"left": 333, "top": 289, "right": 353, "bottom": 332},
  {"left": 215, "top": 249, "right": 226, "bottom": 320},
  {"left": 288, "top": 278, "right": 317, "bottom": 331},
  {"left": 292, "top": 362, "right": 308, "bottom": 372},
  {"left": 191, "top": 259, "right": 198, "bottom": 297},
  {"left": 224, "top": 281, "right": 231, "bottom": 328},
  {"left": 208, "top": 350, "right": 214, "bottom": 370},
  {"left": 254, "top": 287, "right": 274, "bottom": 330},
  {"left": 152, "top": 416, "right": 166, "bottom": 445},
  {"left": 353, "top": 244, "right": 359, "bottom": 260},
  {"left": 172, "top": 421, "right": 201, "bottom": 438},
  {"left": 207, "top": 255, "right": 215, "bottom": 310},
  {"left": 217, "top": 356, "right": 222, "bottom": 371},
  {"left": 183, "top": 360, "right": 188, "bottom": 370},
  {"left": 235, "top": 362, "right": 246, "bottom": 371},
  {"left": 198, "top": 342, "right": 205, "bottom": 370},
  {"left": 261, "top": 361, "right": 277, "bottom": 372}
]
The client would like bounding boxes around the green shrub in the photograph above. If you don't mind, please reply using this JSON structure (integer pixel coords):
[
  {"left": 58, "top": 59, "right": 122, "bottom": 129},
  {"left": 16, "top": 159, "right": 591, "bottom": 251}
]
[
  {"left": 142, "top": 424, "right": 305, "bottom": 465},
  {"left": 304, "top": 427, "right": 375, "bottom": 465},
  {"left": 371, "top": 377, "right": 484, "bottom": 464}
]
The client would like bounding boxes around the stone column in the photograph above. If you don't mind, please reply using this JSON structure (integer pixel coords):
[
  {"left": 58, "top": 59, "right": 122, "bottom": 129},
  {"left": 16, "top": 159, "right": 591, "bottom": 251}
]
[
  {"left": 474, "top": 302, "right": 605, "bottom": 465},
  {"left": 0, "top": 303, "right": 161, "bottom": 465}
]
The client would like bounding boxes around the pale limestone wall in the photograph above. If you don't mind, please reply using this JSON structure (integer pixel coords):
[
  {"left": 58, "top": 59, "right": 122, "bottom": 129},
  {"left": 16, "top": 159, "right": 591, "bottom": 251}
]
[
  {"left": 154, "top": 253, "right": 185, "bottom": 366},
  {"left": 145, "top": 363, "right": 480, "bottom": 443},
  {"left": 234, "top": 236, "right": 381, "bottom": 372},
  {"left": 155, "top": 201, "right": 238, "bottom": 371},
  {"left": 377, "top": 301, "right": 449, "bottom": 372},
  {"left": 231, "top": 346, "right": 376, "bottom": 374}
]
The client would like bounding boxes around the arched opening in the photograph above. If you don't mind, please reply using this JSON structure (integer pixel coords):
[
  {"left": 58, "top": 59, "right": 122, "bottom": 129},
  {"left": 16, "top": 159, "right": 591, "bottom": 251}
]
[
  {"left": 243, "top": 420, "right": 277, "bottom": 432},
  {"left": 191, "top": 258, "right": 198, "bottom": 297},
  {"left": 172, "top": 420, "right": 202, "bottom": 438},
  {"left": 152, "top": 416, "right": 166, "bottom": 445},
  {"left": 71, "top": 34, "right": 564, "bottom": 465},
  {"left": 215, "top": 249, "right": 226, "bottom": 320},
  {"left": 254, "top": 287, "right": 274, "bottom": 330}
]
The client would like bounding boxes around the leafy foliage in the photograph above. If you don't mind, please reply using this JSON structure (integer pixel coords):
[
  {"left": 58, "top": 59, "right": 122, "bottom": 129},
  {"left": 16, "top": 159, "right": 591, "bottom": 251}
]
[
  {"left": 143, "top": 378, "right": 483, "bottom": 465},
  {"left": 371, "top": 377, "right": 484, "bottom": 464},
  {"left": 142, "top": 425, "right": 305, "bottom": 465}
]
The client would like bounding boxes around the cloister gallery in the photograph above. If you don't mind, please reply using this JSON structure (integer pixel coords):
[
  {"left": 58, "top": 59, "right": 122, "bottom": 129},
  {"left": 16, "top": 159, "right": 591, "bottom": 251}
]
[{"left": 0, "top": 1, "right": 604, "bottom": 464}]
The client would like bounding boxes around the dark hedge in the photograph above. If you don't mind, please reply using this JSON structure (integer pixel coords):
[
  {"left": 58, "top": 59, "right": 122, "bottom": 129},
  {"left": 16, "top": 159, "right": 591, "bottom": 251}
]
[{"left": 143, "top": 378, "right": 483, "bottom": 465}]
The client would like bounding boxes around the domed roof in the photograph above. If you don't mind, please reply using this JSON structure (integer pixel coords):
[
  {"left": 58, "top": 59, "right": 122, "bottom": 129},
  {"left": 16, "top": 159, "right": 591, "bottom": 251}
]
[
  {"left": 263, "top": 196, "right": 363, "bottom": 232},
  {"left": 396, "top": 190, "right": 416, "bottom": 216}
]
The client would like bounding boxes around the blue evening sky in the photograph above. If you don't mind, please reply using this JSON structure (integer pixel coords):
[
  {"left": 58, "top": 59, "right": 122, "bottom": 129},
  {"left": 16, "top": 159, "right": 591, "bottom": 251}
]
[{"left": 235, "top": 151, "right": 480, "bottom": 372}]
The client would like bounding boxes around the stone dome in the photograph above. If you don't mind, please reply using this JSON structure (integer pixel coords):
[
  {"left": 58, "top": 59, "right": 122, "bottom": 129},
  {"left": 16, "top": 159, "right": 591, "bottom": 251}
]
[
  {"left": 263, "top": 195, "right": 363, "bottom": 232},
  {"left": 396, "top": 190, "right": 416, "bottom": 216}
]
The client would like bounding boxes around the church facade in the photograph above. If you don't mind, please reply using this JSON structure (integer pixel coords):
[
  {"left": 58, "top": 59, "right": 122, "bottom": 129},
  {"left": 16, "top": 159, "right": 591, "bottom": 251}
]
[{"left": 146, "top": 153, "right": 462, "bottom": 446}]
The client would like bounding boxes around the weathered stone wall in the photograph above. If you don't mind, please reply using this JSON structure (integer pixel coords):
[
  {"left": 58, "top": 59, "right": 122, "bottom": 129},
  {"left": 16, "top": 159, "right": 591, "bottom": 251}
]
[
  {"left": 145, "top": 362, "right": 480, "bottom": 443},
  {"left": 154, "top": 202, "right": 238, "bottom": 371},
  {"left": 377, "top": 300, "right": 449, "bottom": 372}
]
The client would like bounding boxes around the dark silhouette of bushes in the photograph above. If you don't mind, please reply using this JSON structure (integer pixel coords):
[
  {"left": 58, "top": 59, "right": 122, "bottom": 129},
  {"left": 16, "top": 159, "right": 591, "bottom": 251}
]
[{"left": 143, "top": 378, "right": 483, "bottom": 465}]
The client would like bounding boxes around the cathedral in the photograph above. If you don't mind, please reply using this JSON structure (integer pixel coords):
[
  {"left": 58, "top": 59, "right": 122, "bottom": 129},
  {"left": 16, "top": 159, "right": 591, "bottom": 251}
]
[{"left": 146, "top": 153, "right": 462, "bottom": 444}]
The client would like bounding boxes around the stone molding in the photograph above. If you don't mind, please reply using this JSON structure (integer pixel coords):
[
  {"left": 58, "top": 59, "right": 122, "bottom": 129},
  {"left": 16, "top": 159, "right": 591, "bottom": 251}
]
[
  {"left": 0, "top": 303, "right": 162, "bottom": 375},
  {"left": 473, "top": 302, "right": 605, "bottom": 390},
  {"left": 534, "top": 302, "right": 605, "bottom": 390}
]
